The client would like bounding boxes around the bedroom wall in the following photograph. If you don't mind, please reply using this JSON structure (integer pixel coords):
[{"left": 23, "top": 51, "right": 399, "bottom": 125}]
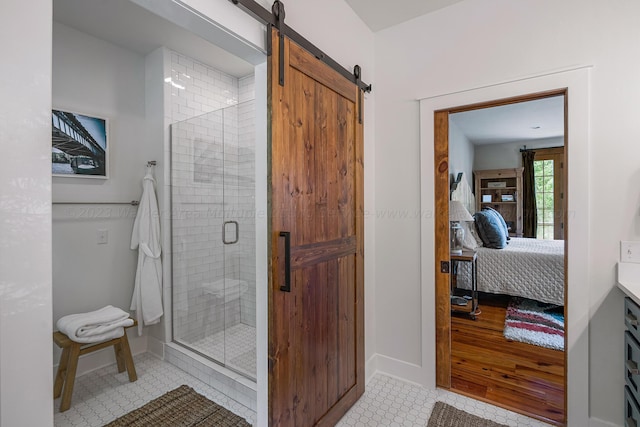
[
  {"left": 474, "top": 136, "right": 564, "bottom": 171},
  {"left": 374, "top": 0, "right": 640, "bottom": 425},
  {"left": 449, "top": 119, "right": 475, "bottom": 190}
]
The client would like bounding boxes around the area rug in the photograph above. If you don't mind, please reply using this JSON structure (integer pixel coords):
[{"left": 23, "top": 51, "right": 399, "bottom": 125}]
[
  {"left": 104, "top": 385, "right": 250, "bottom": 427},
  {"left": 427, "top": 402, "right": 509, "bottom": 427},
  {"left": 503, "top": 297, "right": 564, "bottom": 350}
]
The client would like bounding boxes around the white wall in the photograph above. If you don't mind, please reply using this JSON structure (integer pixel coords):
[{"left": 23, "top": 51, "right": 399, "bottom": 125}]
[
  {"left": 143, "top": 47, "right": 171, "bottom": 350},
  {"left": 449, "top": 120, "right": 475, "bottom": 186},
  {"left": 474, "top": 136, "right": 564, "bottom": 171},
  {"left": 52, "top": 22, "right": 149, "bottom": 367},
  {"left": 375, "top": 0, "right": 640, "bottom": 424},
  {"left": 0, "top": 1, "right": 53, "bottom": 426}
]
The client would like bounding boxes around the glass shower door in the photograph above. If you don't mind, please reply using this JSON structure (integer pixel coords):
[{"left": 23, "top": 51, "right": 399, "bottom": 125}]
[
  {"left": 221, "top": 104, "right": 256, "bottom": 379},
  {"left": 171, "top": 102, "right": 256, "bottom": 380}
]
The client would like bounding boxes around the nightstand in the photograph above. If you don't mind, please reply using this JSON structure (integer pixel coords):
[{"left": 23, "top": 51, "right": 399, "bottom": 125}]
[{"left": 450, "top": 250, "right": 479, "bottom": 320}]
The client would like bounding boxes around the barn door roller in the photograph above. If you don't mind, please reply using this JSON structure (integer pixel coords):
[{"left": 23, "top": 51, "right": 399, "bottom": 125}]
[{"left": 272, "top": 0, "right": 285, "bottom": 86}]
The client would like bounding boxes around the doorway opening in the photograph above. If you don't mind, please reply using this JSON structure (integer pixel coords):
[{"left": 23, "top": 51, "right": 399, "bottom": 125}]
[{"left": 434, "top": 90, "right": 568, "bottom": 425}]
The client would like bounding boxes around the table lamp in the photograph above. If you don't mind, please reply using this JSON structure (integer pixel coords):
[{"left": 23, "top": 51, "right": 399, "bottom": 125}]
[{"left": 449, "top": 200, "right": 474, "bottom": 255}]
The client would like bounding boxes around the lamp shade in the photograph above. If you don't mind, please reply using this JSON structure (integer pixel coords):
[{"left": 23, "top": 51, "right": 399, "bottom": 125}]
[{"left": 449, "top": 200, "right": 474, "bottom": 222}]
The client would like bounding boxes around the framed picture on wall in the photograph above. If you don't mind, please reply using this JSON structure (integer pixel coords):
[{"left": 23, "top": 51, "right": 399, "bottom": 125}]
[{"left": 51, "top": 109, "right": 109, "bottom": 178}]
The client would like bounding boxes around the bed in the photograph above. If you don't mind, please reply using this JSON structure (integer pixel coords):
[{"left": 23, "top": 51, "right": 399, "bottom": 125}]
[
  {"left": 449, "top": 173, "right": 564, "bottom": 306},
  {"left": 458, "top": 237, "right": 565, "bottom": 306}
]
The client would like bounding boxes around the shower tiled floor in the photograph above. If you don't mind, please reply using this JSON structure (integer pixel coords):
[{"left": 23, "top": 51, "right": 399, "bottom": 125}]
[
  {"left": 187, "top": 323, "right": 256, "bottom": 379},
  {"left": 54, "top": 353, "right": 552, "bottom": 427}
]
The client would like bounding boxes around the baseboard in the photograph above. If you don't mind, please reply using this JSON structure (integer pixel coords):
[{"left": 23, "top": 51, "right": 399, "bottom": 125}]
[
  {"left": 52, "top": 331, "right": 148, "bottom": 379},
  {"left": 589, "top": 417, "right": 621, "bottom": 427},
  {"left": 365, "top": 353, "right": 378, "bottom": 384},
  {"left": 374, "top": 353, "right": 426, "bottom": 388},
  {"left": 146, "top": 334, "right": 165, "bottom": 359}
]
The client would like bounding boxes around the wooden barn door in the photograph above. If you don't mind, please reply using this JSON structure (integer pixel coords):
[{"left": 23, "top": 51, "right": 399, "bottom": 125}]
[{"left": 268, "top": 27, "right": 365, "bottom": 427}]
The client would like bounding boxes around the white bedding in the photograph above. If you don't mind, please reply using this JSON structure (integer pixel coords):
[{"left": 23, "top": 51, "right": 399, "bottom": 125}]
[{"left": 458, "top": 237, "right": 565, "bottom": 306}]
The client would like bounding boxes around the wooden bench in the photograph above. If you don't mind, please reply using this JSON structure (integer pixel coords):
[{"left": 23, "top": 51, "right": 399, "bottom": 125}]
[{"left": 53, "top": 319, "right": 137, "bottom": 412}]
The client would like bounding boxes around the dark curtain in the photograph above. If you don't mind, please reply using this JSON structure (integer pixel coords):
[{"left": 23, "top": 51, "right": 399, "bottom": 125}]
[{"left": 522, "top": 150, "right": 537, "bottom": 238}]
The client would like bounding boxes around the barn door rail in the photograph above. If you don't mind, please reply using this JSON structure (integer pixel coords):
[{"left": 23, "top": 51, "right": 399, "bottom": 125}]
[{"left": 230, "top": 0, "right": 372, "bottom": 93}]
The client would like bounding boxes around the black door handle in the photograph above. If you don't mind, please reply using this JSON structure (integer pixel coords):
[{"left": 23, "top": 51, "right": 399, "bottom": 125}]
[{"left": 279, "top": 231, "right": 291, "bottom": 292}]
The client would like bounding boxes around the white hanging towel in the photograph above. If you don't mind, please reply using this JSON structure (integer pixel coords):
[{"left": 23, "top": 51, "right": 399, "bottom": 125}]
[{"left": 130, "top": 168, "right": 163, "bottom": 336}]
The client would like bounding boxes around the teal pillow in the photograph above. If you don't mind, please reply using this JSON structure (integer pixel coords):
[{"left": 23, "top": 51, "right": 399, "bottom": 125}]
[
  {"left": 483, "top": 207, "right": 510, "bottom": 240},
  {"left": 474, "top": 210, "right": 508, "bottom": 249}
]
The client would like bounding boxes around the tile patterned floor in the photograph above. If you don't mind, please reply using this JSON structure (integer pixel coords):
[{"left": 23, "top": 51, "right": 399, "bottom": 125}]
[
  {"left": 54, "top": 352, "right": 552, "bottom": 427},
  {"left": 336, "top": 374, "right": 553, "bottom": 427},
  {"left": 187, "top": 323, "right": 256, "bottom": 379},
  {"left": 54, "top": 353, "right": 255, "bottom": 427}
]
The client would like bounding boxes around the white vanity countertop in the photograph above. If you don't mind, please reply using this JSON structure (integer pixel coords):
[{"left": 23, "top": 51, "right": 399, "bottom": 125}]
[{"left": 617, "top": 262, "right": 640, "bottom": 307}]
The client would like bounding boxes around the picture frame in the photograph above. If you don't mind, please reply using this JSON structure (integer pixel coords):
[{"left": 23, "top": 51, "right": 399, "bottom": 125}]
[
  {"left": 52, "top": 109, "right": 109, "bottom": 179},
  {"left": 482, "top": 194, "right": 492, "bottom": 203},
  {"left": 501, "top": 194, "right": 515, "bottom": 202}
]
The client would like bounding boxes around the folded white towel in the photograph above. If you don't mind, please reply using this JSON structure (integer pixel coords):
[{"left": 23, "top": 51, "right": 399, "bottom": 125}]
[
  {"left": 56, "top": 305, "right": 134, "bottom": 343},
  {"left": 64, "top": 327, "right": 127, "bottom": 344}
]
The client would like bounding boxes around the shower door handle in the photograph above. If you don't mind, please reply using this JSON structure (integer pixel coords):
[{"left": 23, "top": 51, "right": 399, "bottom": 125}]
[
  {"left": 223, "top": 221, "right": 239, "bottom": 244},
  {"left": 279, "top": 231, "right": 291, "bottom": 292}
]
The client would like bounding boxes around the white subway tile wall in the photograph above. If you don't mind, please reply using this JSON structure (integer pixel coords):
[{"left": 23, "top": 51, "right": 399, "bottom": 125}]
[{"left": 169, "top": 50, "right": 256, "bottom": 378}]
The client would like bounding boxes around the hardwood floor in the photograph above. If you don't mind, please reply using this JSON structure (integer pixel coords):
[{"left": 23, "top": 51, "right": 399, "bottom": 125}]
[{"left": 450, "top": 294, "right": 565, "bottom": 425}]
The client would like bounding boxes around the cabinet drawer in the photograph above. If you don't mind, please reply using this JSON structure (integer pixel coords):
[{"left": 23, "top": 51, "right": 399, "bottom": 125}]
[
  {"left": 626, "top": 386, "right": 640, "bottom": 427},
  {"left": 626, "top": 298, "right": 640, "bottom": 342},
  {"left": 626, "top": 332, "right": 640, "bottom": 403}
]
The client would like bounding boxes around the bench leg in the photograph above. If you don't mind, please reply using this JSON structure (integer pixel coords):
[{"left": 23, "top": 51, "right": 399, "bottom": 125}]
[
  {"left": 53, "top": 347, "right": 70, "bottom": 399},
  {"left": 119, "top": 333, "right": 137, "bottom": 382},
  {"left": 114, "top": 342, "right": 125, "bottom": 373},
  {"left": 60, "top": 343, "right": 81, "bottom": 412}
]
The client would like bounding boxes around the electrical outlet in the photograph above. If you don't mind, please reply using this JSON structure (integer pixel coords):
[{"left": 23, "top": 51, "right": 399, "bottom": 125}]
[
  {"left": 97, "top": 229, "right": 108, "bottom": 245},
  {"left": 621, "top": 241, "right": 640, "bottom": 263}
]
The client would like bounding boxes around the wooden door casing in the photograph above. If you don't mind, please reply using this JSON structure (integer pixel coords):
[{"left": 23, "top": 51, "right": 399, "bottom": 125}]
[
  {"left": 268, "top": 28, "right": 365, "bottom": 427},
  {"left": 434, "top": 110, "right": 451, "bottom": 388}
]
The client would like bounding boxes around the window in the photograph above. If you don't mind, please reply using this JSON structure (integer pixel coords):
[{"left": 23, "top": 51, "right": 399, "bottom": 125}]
[
  {"left": 533, "top": 147, "right": 564, "bottom": 240},
  {"left": 534, "top": 159, "right": 554, "bottom": 239}
]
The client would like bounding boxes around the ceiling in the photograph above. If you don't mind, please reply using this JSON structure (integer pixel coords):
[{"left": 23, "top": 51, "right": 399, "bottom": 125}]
[
  {"left": 53, "top": 0, "right": 255, "bottom": 77},
  {"left": 449, "top": 96, "right": 565, "bottom": 145},
  {"left": 345, "top": 0, "right": 464, "bottom": 31}
]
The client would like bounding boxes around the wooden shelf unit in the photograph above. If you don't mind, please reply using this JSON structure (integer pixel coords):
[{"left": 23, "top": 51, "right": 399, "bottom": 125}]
[{"left": 474, "top": 168, "right": 523, "bottom": 237}]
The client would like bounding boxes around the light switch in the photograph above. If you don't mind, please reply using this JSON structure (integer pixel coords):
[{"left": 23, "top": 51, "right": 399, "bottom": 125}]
[
  {"left": 97, "top": 229, "right": 108, "bottom": 245},
  {"left": 621, "top": 241, "right": 640, "bottom": 263}
]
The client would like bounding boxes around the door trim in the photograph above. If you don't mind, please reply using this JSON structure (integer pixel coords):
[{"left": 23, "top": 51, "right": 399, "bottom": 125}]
[{"left": 418, "top": 67, "right": 591, "bottom": 426}]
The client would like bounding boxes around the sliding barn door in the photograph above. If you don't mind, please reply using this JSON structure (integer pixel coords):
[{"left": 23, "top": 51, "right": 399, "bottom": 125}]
[{"left": 268, "top": 27, "right": 364, "bottom": 427}]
